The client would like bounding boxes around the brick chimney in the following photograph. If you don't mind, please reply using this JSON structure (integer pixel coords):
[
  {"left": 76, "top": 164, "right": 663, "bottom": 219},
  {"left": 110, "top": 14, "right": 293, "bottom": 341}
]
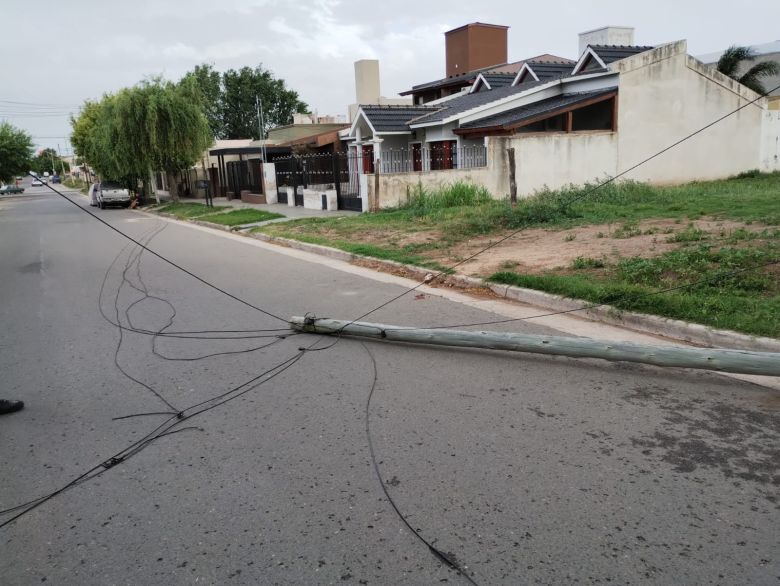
[{"left": 445, "top": 22, "right": 509, "bottom": 78}]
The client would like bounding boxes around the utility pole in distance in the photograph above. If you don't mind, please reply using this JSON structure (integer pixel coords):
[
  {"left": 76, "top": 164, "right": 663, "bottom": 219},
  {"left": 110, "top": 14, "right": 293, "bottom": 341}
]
[
  {"left": 256, "top": 94, "right": 267, "bottom": 163},
  {"left": 57, "top": 144, "right": 66, "bottom": 176}
]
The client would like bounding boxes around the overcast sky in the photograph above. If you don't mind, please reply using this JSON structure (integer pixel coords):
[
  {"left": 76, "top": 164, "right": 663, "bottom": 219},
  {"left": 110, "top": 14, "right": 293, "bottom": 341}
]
[{"left": 3, "top": 0, "right": 778, "bottom": 154}]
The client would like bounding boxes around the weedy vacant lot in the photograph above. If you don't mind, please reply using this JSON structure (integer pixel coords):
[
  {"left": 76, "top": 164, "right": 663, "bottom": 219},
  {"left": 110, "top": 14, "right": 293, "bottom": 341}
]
[{"left": 256, "top": 172, "right": 780, "bottom": 337}]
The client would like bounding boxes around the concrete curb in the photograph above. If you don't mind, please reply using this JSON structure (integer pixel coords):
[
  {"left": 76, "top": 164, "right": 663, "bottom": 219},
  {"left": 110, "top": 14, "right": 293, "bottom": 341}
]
[{"left": 139, "top": 209, "right": 780, "bottom": 353}]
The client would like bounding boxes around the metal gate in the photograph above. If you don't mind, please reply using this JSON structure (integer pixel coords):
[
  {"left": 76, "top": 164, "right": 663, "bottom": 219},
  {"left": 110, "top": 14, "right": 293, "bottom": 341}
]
[
  {"left": 274, "top": 153, "right": 363, "bottom": 212},
  {"left": 334, "top": 151, "right": 362, "bottom": 212},
  {"left": 226, "top": 160, "right": 263, "bottom": 198},
  {"left": 274, "top": 157, "right": 294, "bottom": 204}
]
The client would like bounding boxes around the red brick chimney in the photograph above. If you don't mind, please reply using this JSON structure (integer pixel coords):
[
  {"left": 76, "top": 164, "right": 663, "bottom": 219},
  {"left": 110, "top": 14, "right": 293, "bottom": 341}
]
[{"left": 445, "top": 22, "right": 509, "bottom": 78}]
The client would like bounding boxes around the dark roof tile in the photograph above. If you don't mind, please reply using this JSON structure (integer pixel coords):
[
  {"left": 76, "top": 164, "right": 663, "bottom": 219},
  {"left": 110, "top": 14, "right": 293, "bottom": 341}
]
[
  {"left": 524, "top": 61, "right": 576, "bottom": 81},
  {"left": 458, "top": 89, "right": 617, "bottom": 130},
  {"left": 589, "top": 45, "right": 655, "bottom": 64},
  {"left": 401, "top": 54, "right": 573, "bottom": 94},
  {"left": 360, "top": 105, "right": 441, "bottom": 132},
  {"left": 477, "top": 73, "right": 516, "bottom": 89},
  {"left": 409, "top": 80, "right": 547, "bottom": 126}
]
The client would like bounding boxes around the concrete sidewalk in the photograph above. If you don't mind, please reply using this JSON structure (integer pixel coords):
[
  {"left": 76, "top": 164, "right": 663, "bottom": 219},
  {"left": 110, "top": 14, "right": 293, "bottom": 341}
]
[{"left": 176, "top": 196, "right": 359, "bottom": 220}]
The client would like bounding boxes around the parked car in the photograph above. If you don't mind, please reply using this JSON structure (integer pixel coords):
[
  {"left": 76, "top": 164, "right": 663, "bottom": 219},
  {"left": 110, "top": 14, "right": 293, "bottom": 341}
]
[
  {"left": 88, "top": 183, "right": 99, "bottom": 206},
  {"left": 0, "top": 184, "right": 24, "bottom": 195},
  {"left": 51, "top": 175, "right": 61, "bottom": 184},
  {"left": 97, "top": 181, "right": 131, "bottom": 208}
]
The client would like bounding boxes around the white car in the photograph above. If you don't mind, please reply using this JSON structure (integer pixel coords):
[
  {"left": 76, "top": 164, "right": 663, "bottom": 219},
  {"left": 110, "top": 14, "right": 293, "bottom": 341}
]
[
  {"left": 31, "top": 178, "right": 43, "bottom": 186},
  {"left": 97, "top": 181, "right": 131, "bottom": 208}
]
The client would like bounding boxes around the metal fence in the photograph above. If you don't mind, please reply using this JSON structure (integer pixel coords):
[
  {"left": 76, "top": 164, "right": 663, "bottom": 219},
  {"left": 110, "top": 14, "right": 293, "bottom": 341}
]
[{"left": 379, "top": 145, "right": 487, "bottom": 174}]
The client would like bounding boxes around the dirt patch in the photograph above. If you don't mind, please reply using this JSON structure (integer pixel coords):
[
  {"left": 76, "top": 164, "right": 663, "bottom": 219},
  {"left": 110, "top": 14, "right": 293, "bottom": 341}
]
[
  {"left": 427, "top": 219, "right": 765, "bottom": 277},
  {"left": 351, "top": 258, "right": 500, "bottom": 299}
]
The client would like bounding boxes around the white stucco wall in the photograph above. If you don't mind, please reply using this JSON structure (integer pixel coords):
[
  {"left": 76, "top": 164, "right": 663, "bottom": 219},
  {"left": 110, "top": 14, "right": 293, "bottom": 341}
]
[
  {"left": 501, "top": 132, "right": 619, "bottom": 195},
  {"left": 369, "top": 167, "right": 494, "bottom": 209},
  {"left": 760, "top": 110, "right": 780, "bottom": 172},
  {"left": 614, "top": 42, "right": 766, "bottom": 184}
]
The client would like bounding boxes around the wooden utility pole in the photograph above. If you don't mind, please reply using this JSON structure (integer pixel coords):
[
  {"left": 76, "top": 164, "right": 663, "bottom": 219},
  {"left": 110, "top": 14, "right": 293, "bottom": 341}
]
[
  {"left": 507, "top": 147, "right": 517, "bottom": 206},
  {"left": 290, "top": 317, "right": 780, "bottom": 377}
]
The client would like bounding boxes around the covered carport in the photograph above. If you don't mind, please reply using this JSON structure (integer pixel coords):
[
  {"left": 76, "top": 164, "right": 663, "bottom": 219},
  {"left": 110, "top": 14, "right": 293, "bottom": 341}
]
[{"left": 207, "top": 145, "right": 292, "bottom": 200}]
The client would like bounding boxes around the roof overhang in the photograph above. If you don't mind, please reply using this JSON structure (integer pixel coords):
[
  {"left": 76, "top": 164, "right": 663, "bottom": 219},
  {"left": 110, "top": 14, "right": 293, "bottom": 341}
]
[
  {"left": 454, "top": 89, "right": 618, "bottom": 137},
  {"left": 347, "top": 107, "right": 378, "bottom": 137},
  {"left": 410, "top": 80, "right": 560, "bottom": 129},
  {"left": 208, "top": 145, "right": 291, "bottom": 156}
]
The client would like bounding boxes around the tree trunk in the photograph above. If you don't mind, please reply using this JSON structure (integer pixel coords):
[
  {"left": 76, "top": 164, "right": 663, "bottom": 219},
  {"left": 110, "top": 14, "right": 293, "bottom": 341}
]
[
  {"left": 167, "top": 170, "right": 179, "bottom": 202},
  {"left": 150, "top": 171, "right": 160, "bottom": 205}
]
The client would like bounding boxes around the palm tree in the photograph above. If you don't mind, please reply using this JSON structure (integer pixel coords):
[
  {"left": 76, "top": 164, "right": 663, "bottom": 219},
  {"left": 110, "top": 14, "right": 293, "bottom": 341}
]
[{"left": 716, "top": 45, "right": 779, "bottom": 95}]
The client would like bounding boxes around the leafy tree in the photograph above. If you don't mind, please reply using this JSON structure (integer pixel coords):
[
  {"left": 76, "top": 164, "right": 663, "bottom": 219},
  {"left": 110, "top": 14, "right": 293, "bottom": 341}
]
[
  {"left": 71, "top": 78, "right": 212, "bottom": 202},
  {"left": 71, "top": 99, "right": 113, "bottom": 183},
  {"left": 221, "top": 65, "right": 308, "bottom": 139},
  {"left": 181, "top": 63, "right": 224, "bottom": 138},
  {"left": 0, "top": 121, "right": 33, "bottom": 183},
  {"left": 182, "top": 63, "right": 309, "bottom": 140},
  {"left": 717, "top": 46, "right": 779, "bottom": 94},
  {"left": 30, "top": 148, "right": 62, "bottom": 175}
]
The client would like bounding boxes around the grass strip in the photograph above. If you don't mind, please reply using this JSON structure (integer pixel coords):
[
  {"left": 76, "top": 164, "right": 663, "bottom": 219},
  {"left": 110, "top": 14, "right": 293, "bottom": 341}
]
[
  {"left": 489, "top": 242, "right": 780, "bottom": 338},
  {"left": 156, "top": 202, "right": 228, "bottom": 219},
  {"left": 200, "top": 208, "right": 284, "bottom": 226},
  {"left": 252, "top": 229, "right": 451, "bottom": 272}
]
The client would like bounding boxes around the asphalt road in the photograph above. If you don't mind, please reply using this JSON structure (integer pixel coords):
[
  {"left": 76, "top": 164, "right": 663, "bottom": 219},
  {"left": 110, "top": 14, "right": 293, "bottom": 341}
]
[{"left": 1, "top": 182, "right": 778, "bottom": 585}]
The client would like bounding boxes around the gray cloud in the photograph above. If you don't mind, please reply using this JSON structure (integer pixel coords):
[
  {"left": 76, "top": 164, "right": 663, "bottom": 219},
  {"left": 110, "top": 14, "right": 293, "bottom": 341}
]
[{"left": 2, "top": 0, "right": 778, "bottom": 153}]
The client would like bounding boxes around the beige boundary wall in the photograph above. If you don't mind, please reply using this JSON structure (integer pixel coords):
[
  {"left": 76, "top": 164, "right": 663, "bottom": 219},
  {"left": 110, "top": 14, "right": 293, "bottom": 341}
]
[
  {"left": 500, "top": 132, "right": 618, "bottom": 194},
  {"left": 366, "top": 132, "right": 619, "bottom": 209},
  {"left": 761, "top": 110, "right": 780, "bottom": 172},
  {"left": 614, "top": 42, "right": 766, "bottom": 183}
]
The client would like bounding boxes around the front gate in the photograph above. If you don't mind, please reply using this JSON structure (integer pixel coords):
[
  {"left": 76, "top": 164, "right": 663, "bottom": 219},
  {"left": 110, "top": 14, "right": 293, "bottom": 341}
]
[
  {"left": 226, "top": 160, "right": 263, "bottom": 198},
  {"left": 334, "top": 151, "right": 362, "bottom": 212},
  {"left": 274, "top": 157, "right": 294, "bottom": 204},
  {"left": 274, "top": 152, "right": 363, "bottom": 212}
]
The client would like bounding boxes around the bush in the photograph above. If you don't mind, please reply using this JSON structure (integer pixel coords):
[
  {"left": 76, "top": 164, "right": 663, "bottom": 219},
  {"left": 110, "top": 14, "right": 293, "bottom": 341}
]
[
  {"left": 404, "top": 181, "right": 492, "bottom": 213},
  {"left": 570, "top": 256, "right": 605, "bottom": 269}
]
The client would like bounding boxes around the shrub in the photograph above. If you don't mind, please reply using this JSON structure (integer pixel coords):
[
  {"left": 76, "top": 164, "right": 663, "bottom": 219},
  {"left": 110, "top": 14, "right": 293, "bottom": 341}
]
[
  {"left": 570, "top": 256, "right": 605, "bottom": 269},
  {"left": 404, "top": 181, "right": 492, "bottom": 213}
]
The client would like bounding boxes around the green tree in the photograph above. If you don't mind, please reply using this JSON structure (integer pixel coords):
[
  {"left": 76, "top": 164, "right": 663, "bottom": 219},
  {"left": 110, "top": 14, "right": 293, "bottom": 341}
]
[
  {"left": 70, "top": 100, "right": 105, "bottom": 182},
  {"left": 221, "top": 65, "right": 308, "bottom": 139},
  {"left": 716, "top": 46, "right": 779, "bottom": 94},
  {"left": 181, "top": 63, "right": 224, "bottom": 138},
  {"left": 30, "top": 148, "right": 61, "bottom": 175},
  {"left": 71, "top": 78, "right": 212, "bottom": 202},
  {"left": 0, "top": 121, "right": 34, "bottom": 183}
]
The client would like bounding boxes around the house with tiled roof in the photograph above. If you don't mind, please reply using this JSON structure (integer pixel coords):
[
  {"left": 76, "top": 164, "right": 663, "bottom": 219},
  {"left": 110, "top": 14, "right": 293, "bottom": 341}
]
[{"left": 343, "top": 24, "right": 779, "bottom": 210}]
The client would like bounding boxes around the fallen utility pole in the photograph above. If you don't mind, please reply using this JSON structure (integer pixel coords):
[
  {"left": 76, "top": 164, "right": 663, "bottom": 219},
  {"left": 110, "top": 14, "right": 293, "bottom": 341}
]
[{"left": 290, "top": 317, "right": 780, "bottom": 377}]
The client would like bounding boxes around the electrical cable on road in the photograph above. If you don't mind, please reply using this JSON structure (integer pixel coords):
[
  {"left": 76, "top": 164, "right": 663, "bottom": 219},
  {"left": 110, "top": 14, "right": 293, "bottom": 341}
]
[
  {"left": 0, "top": 211, "right": 335, "bottom": 530},
  {"left": 360, "top": 341, "right": 481, "bottom": 585},
  {"left": 32, "top": 175, "right": 290, "bottom": 324}
]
